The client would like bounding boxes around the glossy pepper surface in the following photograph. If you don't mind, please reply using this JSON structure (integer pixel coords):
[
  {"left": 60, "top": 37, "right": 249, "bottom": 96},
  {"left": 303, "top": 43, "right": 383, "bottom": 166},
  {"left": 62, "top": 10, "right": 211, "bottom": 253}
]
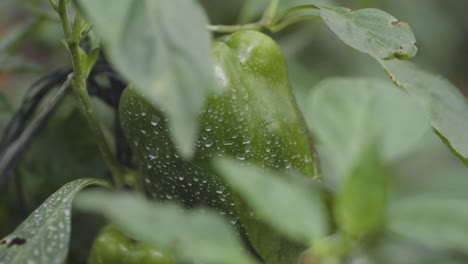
[
  {"left": 120, "top": 29, "right": 317, "bottom": 202},
  {"left": 119, "top": 30, "right": 319, "bottom": 261}
]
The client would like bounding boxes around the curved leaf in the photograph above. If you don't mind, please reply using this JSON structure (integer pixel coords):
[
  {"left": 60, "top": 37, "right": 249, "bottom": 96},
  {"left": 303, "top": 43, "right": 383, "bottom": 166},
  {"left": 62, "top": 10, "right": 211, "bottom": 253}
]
[
  {"left": 0, "top": 179, "right": 107, "bottom": 264},
  {"left": 389, "top": 196, "right": 468, "bottom": 253},
  {"left": 320, "top": 6, "right": 417, "bottom": 59},
  {"left": 379, "top": 60, "right": 468, "bottom": 166},
  {"left": 305, "top": 77, "right": 429, "bottom": 184},
  {"left": 334, "top": 143, "right": 387, "bottom": 238},
  {"left": 215, "top": 158, "right": 329, "bottom": 245},
  {"left": 75, "top": 191, "right": 257, "bottom": 264}
]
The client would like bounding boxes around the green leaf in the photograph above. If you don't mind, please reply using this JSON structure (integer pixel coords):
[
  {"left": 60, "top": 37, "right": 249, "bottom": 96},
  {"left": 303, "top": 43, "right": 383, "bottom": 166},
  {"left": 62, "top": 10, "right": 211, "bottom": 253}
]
[
  {"left": 378, "top": 59, "right": 468, "bottom": 166},
  {"left": 320, "top": 6, "right": 417, "bottom": 59},
  {"left": 305, "top": 77, "right": 429, "bottom": 185},
  {"left": 334, "top": 143, "right": 387, "bottom": 238},
  {"left": 78, "top": 47, "right": 99, "bottom": 79},
  {"left": 363, "top": 235, "right": 462, "bottom": 264},
  {"left": 390, "top": 132, "right": 468, "bottom": 200},
  {"left": 214, "top": 158, "right": 329, "bottom": 244},
  {"left": 74, "top": 191, "right": 257, "bottom": 264},
  {"left": 389, "top": 196, "right": 468, "bottom": 254},
  {"left": 0, "top": 179, "right": 108, "bottom": 264},
  {"left": 240, "top": 219, "right": 305, "bottom": 264},
  {"left": 75, "top": 0, "right": 214, "bottom": 157}
]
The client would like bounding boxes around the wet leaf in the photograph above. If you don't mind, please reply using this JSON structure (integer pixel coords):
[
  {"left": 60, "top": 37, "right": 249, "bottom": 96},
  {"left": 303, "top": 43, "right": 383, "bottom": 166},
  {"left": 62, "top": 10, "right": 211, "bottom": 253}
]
[
  {"left": 0, "top": 179, "right": 108, "bottom": 264},
  {"left": 320, "top": 6, "right": 417, "bottom": 59}
]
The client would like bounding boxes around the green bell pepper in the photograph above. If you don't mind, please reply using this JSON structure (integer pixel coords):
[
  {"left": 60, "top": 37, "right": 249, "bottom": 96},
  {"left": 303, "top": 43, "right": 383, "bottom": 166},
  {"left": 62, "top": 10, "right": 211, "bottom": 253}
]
[
  {"left": 119, "top": 30, "right": 319, "bottom": 262},
  {"left": 88, "top": 225, "right": 173, "bottom": 264}
]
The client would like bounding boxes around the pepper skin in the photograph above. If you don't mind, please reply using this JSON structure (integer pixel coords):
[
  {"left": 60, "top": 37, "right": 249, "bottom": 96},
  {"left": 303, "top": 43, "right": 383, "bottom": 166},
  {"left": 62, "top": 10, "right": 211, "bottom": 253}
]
[
  {"left": 119, "top": 30, "right": 319, "bottom": 262},
  {"left": 88, "top": 225, "right": 173, "bottom": 264}
]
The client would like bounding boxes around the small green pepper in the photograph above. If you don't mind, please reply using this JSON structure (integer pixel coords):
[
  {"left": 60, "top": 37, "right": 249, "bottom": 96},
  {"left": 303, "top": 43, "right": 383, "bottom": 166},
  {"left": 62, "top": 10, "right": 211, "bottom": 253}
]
[{"left": 88, "top": 225, "right": 173, "bottom": 264}]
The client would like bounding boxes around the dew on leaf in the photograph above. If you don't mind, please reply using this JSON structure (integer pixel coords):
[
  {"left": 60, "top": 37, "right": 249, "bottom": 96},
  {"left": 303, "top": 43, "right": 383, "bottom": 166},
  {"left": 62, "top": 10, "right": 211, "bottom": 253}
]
[
  {"left": 236, "top": 153, "right": 246, "bottom": 161},
  {"left": 148, "top": 153, "right": 158, "bottom": 160},
  {"left": 242, "top": 138, "right": 252, "bottom": 145},
  {"left": 204, "top": 139, "right": 214, "bottom": 147},
  {"left": 223, "top": 139, "right": 234, "bottom": 146},
  {"left": 150, "top": 115, "right": 160, "bottom": 126}
]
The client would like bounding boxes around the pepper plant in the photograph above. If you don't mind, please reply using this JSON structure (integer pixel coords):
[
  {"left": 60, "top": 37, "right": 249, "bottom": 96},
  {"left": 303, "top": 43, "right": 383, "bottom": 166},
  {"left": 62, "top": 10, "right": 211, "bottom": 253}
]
[{"left": 0, "top": 0, "right": 467, "bottom": 263}]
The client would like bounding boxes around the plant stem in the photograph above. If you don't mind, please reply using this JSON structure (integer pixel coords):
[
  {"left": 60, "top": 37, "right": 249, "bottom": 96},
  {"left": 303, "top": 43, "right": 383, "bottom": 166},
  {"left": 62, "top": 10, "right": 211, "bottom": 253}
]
[
  {"left": 208, "top": 0, "right": 320, "bottom": 34},
  {"left": 207, "top": 22, "right": 265, "bottom": 33},
  {"left": 54, "top": 0, "right": 124, "bottom": 187},
  {"left": 208, "top": 0, "right": 279, "bottom": 33},
  {"left": 271, "top": 5, "right": 320, "bottom": 25},
  {"left": 269, "top": 15, "right": 321, "bottom": 33}
]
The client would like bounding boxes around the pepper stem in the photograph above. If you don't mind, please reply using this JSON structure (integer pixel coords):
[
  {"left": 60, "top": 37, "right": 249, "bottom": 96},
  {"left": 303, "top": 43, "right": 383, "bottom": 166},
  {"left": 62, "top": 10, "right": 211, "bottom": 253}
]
[
  {"left": 261, "top": 0, "right": 279, "bottom": 24},
  {"left": 208, "top": 0, "right": 279, "bottom": 33}
]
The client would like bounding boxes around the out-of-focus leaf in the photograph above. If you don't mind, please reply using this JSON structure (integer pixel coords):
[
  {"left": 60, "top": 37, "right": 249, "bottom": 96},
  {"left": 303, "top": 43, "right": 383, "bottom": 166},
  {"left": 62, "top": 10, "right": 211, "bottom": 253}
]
[
  {"left": 363, "top": 235, "right": 463, "bottom": 264},
  {"left": 378, "top": 59, "right": 468, "bottom": 166},
  {"left": 391, "top": 131, "right": 468, "bottom": 200},
  {"left": 215, "top": 158, "right": 329, "bottom": 244},
  {"left": 75, "top": 0, "right": 213, "bottom": 157},
  {"left": 0, "top": 179, "right": 107, "bottom": 264},
  {"left": 285, "top": 59, "right": 322, "bottom": 111},
  {"left": 241, "top": 221, "right": 305, "bottom": 264},
  {"left": 320, "top": 6, "right": 417, "bottom": 59},
  {"left": 389, "top": 195, "right": 468, "bottom": 254},
  {"left": 75, "top": 191, "right": 257, "bottom": 264},
  {"left": 334, "top": 143, "right": 387, "bottom": 238},
  {"left": 305, "top": 77, "right": 428, "bottom": 185}
]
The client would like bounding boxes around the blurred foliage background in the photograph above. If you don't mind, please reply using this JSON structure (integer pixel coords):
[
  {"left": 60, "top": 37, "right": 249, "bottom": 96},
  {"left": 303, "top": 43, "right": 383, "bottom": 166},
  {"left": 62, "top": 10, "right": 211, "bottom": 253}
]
[{"left": 0, "top": 0, "right": 467, "bottom": 263}]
